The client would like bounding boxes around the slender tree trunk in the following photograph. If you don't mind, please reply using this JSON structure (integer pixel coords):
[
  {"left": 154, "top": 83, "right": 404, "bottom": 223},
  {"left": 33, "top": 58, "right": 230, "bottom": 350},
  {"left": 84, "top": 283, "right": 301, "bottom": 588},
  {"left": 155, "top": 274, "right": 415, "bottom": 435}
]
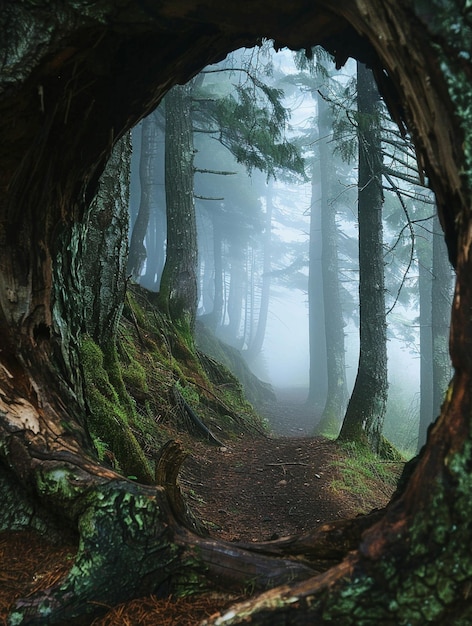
[
  {"left": 210, "top": 211, "right": 225, "bottom": 331},
  {"left": 417, "top": 242, "right": 434, "bottom": 450},
  {"left": 315, "top": 90, "right": 348, "bottom": 435},
  {"left": 338, "top": 62, "right": 387, "bottom": 453},
  {"left": 127, "top": 112, "right": 161, "bottom": 281},
  {"left": 306, "top": 149, "right": 328, "bottom": 410},
  {"left": 246, "top": 182, "right": 273, "bottom": 359},
  {"left": 226, "top": 241, "right": 245, "bottom": 346},
  {"left": 141, "top": 205, "right": 166, "bottom": 291},
  {"left": 158, "top": 83, "right": 198, "bottom": 329},
  {"left": 431, "top": 212, "right": 453, "bottom": 419},
  {"left": 198, "top": 211, "right": 216, "bottom": 316}
]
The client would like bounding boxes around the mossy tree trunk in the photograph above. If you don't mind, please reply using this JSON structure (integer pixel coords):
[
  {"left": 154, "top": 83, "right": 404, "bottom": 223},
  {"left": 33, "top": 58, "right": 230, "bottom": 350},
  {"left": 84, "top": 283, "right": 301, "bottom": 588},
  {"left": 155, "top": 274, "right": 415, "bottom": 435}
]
[
  {"left": 338, "top": 62, "right": 388, "bottom": 453},
  {"left": 158, "top": 82, "right": 198, "bottom": 330},
  {"left": 1, "top": 1, "right": 472, "bottom": 625}
]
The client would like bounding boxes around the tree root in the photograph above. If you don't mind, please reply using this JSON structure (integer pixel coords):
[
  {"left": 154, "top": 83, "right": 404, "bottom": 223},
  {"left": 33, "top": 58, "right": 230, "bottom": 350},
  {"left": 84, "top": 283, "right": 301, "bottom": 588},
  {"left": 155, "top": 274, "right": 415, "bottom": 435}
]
[
  {"left": 6, "top": 441, "right": 329, "bottom": 625},
  {"left": 172, "top": 384, "right": 225, "bottom": 446}
]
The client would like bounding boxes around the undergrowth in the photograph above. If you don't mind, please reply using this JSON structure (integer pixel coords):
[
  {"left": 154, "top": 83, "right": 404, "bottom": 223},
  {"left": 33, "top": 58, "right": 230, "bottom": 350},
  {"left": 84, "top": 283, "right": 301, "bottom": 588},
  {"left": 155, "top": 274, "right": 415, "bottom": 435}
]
[
  {"left": 330, "top": 441, "right": 404, "bottom": 514},
  {"left": 81, "top": 284, "right": 267, "bottom": 482}
]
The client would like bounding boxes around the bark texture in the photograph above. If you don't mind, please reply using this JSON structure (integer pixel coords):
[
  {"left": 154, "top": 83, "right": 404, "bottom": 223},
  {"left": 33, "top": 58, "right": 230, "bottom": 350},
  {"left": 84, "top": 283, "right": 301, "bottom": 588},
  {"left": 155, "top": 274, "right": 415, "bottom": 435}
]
[
  {"left": 1, "top": 1, "right": 472, "bottom": 624},
  {"left": 338, "top": 62, "right": 387, "bottom": 452},
  {"left": 158, "top": 83, "right": 198, "bottom": 328}
]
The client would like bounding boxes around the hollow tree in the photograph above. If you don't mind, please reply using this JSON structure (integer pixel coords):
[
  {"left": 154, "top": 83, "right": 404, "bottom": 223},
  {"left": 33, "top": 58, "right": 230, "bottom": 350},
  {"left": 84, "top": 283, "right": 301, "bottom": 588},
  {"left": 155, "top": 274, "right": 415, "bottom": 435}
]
[{"left": 1, "top": 1, "right": 472, "bottom": 624}]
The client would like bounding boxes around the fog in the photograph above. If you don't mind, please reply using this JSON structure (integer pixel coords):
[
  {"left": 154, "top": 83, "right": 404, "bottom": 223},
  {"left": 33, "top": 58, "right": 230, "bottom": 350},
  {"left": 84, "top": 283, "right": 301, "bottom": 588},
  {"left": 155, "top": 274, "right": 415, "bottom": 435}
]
[{"left": 128, "top": 43, "right": 454, "bottom": 456}]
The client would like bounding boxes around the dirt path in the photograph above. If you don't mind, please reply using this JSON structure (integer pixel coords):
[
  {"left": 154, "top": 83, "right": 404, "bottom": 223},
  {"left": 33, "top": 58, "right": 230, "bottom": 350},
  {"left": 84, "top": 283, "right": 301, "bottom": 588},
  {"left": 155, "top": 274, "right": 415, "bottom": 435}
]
[
  {"left": 183, "top": 387, "right": 397, "bottom": 543},
  {"left": 259, "top": 386, "right": 319, "bottom": 437},
  {"left": 184, "top": 436, "right": 346, "bottom": 542}
]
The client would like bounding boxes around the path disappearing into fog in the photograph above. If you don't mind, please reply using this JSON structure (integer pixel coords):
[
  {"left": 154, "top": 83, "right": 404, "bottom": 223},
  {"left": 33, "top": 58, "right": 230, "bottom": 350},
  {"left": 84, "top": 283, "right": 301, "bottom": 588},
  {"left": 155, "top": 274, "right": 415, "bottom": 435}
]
[
  {"left": 182, "top": 388, "right": 398, "bottom": 544},
  {"left": 260, "top": 387, "right": 319, "bottom": 436}
]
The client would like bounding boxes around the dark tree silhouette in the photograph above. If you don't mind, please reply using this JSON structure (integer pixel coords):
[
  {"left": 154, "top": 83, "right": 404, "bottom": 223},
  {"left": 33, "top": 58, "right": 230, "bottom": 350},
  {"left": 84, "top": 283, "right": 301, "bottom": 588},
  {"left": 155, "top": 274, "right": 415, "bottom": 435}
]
[{"left": 338, "top": 62, "right": 388, "bottom": 452}]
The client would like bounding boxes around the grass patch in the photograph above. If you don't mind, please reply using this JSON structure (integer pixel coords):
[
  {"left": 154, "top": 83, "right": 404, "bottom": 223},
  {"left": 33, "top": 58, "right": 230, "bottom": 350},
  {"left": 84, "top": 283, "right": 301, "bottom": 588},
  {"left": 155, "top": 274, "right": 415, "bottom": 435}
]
[{"left": 330, "top": 441, "right": 404, "bottom": 514}]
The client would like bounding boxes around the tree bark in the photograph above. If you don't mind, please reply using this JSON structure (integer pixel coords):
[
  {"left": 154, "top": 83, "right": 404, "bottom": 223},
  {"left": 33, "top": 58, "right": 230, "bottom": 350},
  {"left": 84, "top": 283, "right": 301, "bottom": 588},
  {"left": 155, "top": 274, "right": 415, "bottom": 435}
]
[
  {"left": 158, "top": 83, "right": 198, "bottom": 329},
  {"left": 82, "top": 134, "right": 131, "bottom": 347},
  {"left": 338, "top": 62, "right": 388, "bottom": 453}
]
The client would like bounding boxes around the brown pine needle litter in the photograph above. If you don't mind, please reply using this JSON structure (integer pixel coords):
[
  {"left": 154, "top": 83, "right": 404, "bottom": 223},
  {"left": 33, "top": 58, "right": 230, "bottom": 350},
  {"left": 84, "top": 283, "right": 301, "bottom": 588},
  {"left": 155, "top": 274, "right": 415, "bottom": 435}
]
[
  {"left": 91, "top": 593, "right": 242, "bottom": 626},
  {"left": 0, "top": 530, "right": 76, "bottom": 625},
  {"left": 0, "top": 530, "right": 241, "bottom": 626}
]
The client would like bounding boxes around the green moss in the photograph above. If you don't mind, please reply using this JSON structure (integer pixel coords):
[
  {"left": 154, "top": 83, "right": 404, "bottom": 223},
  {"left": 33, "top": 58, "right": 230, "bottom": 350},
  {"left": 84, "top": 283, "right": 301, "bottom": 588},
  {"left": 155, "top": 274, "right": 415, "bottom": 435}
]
[
  {"left": 80, "top": 336, "right": 153, "bottom": 484},
  {"left": 119, "top": 285, "right": 267, "bottom": 439},
  {"left": 169, "top": 548, "right": 211, "bottom": 598},
  {"left": 122, "top": 358, "right": 149, "bottom": 396},
  {"left": 314, "top": 409, "right": 342, "bottom": 439},
  {"left": 90, "top": 434, "right": 110, "bottom": 463},
  {"left": 379, "top": 436, "right": 404, "bottom": 461},
  {"left": 78, "top": 286, "right": 269, "bottom": 491},
  {"left": 329, "top": 440, "right": 403, "bottom": 513},
  {"left": 175, "top": 380, "right": 199, "bottom": 407},
  {"left": 124, "top": 290, "right": 148, "bottom": 328}
]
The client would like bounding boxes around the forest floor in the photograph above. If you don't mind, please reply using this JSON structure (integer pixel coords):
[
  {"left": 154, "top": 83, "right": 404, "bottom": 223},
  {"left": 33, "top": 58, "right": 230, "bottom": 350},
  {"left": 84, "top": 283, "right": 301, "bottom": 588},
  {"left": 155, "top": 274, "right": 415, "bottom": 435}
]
[{"left": 0, "top": 387, "right": 403, "bottom": 626}]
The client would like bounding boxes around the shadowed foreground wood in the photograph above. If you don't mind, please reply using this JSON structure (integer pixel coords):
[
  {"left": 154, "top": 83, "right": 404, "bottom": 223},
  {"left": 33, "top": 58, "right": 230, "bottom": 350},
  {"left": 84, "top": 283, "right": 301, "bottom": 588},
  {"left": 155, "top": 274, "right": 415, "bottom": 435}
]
[{"left": 5, "top": 436, "right": 318, "bottom": 624}]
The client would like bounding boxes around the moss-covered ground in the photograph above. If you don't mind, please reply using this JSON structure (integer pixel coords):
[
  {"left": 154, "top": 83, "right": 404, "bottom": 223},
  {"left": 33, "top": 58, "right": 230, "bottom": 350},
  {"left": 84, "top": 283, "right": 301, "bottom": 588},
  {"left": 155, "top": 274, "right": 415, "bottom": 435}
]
[{"left": 81, "top": 284, "right": 268, "bottom": 482}]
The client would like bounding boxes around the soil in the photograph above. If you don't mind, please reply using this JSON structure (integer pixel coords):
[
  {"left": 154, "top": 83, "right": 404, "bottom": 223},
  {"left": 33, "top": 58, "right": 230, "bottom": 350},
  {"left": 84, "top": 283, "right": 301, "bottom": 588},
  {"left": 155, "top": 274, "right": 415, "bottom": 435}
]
[
  {"left": 0, "top": 388, "right": 401, "bottom": 626},
  {"left": 184, "top": 437, "right": 352, "bottom": 544}
]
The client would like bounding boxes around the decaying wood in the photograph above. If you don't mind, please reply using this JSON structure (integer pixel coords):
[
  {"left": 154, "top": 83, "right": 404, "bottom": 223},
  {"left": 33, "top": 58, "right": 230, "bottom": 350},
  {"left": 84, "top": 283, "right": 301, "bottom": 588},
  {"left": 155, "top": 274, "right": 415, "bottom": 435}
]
[{"left": 6, "top": 434, "right": 318, "bottom": 624}]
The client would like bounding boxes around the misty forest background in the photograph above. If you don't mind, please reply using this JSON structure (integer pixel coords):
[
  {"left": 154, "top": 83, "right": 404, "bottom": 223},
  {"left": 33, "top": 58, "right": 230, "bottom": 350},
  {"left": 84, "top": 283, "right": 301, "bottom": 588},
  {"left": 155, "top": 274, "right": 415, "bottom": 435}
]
[{"left": 125, "top": 44, "right": 453, "bottom": 460}]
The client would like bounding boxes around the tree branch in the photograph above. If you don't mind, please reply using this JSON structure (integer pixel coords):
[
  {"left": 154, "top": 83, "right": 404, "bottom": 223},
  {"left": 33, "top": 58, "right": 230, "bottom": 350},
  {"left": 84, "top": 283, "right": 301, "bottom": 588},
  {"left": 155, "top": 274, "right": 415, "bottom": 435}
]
[
  {"left": 194, "top": 168, "right": 237, "bottom": 175},
  {"left": 383, "top": 171, "right": 415, "bottom": 315}
]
